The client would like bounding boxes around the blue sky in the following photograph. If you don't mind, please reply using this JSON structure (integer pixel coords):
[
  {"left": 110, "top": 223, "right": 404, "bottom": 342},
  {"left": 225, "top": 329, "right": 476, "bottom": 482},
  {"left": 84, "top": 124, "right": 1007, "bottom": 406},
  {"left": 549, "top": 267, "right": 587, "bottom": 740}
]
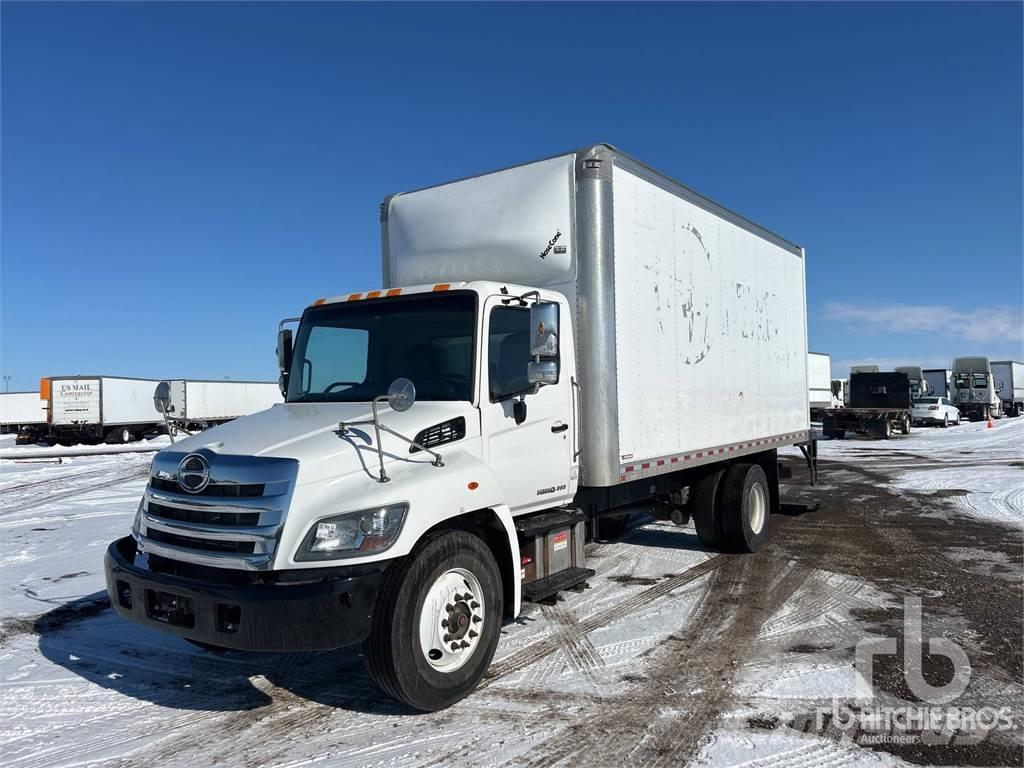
[{"left": 2, "top": 2, "right": 1021, "bottom": 390}]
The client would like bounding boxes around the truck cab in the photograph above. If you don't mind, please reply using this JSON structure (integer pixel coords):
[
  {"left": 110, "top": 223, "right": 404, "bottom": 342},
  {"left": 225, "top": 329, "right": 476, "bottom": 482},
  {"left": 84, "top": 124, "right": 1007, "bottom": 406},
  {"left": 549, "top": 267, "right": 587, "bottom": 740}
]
[{"left": 951, "top": 356, "right": 1002, "bottom": 421}]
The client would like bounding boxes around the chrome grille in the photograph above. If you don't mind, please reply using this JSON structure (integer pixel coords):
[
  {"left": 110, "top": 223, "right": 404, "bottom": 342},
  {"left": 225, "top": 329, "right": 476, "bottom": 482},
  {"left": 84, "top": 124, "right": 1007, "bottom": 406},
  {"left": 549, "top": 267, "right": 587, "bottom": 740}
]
[{"left": 136, "top": 450, "right": 298, "bottom": 571}]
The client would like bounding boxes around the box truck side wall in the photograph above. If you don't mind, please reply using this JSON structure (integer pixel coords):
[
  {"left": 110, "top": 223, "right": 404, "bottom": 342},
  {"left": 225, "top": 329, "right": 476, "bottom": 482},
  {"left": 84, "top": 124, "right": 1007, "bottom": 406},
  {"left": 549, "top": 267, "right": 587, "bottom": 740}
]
[
  {"left": 102, "top": 377, "right": 164, "bottom": 425},
  {"left": 610, "top": 166, "right": 808, "bottom": 464}
]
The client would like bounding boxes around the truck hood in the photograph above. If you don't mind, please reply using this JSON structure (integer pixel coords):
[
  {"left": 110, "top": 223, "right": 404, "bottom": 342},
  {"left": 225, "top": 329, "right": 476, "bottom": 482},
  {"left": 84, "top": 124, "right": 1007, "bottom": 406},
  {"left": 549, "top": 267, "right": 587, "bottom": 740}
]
[{"left": 168, "top": 402, "right": 479, "bottom": 486}]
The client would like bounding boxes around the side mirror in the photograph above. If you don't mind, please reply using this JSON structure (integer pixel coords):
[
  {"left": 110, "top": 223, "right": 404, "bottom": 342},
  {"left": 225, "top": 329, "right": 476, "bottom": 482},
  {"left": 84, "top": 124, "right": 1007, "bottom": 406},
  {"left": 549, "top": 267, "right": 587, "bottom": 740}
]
[
  {"left": 528, "top": 300, "right": 560, "bottom": 387},
  {"left": 277, "top": 328, "right": 293, "bottom": 373},
  {"left": 153, "top": 381, "right": 172, "bottom": 414},
  {"left": 387, "top": 378, "right": 416, "bottom": 412}
]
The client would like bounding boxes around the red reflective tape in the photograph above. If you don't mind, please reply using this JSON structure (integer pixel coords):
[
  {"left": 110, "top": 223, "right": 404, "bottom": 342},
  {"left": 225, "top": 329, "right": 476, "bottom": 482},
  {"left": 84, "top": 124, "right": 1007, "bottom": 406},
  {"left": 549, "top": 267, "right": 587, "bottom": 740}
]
[
  {"left": 671, "top": 457, "right": 679, "bottom": 463},
  {"left": 696, "top": 452, "right": 703, "bottom": 458},
  {"left": 641, "top": 463, "right": 650, "bottom": 469},
  {"left": 657, "top": 459, "right": 665, "bottom": 466},
  {"left": 625, "top": 465, "right": 635, "bottom": 472}
]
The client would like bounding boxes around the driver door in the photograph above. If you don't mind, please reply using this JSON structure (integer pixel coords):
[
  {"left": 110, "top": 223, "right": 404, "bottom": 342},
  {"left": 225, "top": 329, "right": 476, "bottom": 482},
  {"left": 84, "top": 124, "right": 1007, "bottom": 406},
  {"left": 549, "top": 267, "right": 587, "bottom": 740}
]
[{"left": 480, "top": 296, "right": 575, "bottom": 515}]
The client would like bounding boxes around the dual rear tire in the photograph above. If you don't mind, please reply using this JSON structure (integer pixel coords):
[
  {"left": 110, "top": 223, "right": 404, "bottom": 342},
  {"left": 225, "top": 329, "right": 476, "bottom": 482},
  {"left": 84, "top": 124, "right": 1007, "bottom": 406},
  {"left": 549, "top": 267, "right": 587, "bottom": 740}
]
[{"left": 692, "top": 463, "right": 770, "bottom": 553}]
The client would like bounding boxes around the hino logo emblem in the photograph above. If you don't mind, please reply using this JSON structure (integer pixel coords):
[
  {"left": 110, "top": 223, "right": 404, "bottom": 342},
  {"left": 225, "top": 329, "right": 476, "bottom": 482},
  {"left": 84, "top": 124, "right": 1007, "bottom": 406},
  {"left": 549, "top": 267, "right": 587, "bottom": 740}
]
[{"left": 177, "top": 453, "right": 211, "bottom": 493}]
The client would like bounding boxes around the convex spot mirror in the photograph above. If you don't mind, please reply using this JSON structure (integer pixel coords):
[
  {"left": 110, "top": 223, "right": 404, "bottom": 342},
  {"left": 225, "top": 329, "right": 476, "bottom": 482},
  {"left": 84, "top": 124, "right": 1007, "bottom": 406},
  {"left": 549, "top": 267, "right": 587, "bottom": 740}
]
[
  {"left": 528, "top": 301, "right": 560, "bottom": 387},
  {"left": 388, "top": 377, "right": 416, "bottom": 412},
  {"left": 153, "top": 381, "right": 172, "bottom": 414}
]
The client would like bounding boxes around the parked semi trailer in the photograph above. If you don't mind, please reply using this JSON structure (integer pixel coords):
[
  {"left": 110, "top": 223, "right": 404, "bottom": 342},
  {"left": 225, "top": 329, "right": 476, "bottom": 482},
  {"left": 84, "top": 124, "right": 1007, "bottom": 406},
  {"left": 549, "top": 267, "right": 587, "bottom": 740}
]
[
  {"left": 894, "top": 366, "right": 928, "bottom": 399},
  {"left": 923, "top": 368, "right": 951, "bottom": 399},
  {"left": 42, "top": 375, "right": 165, "bottom": 444},
  {"left": 105, "top": 144, "right": 815, "bottom": 711},
  {"left": 808, "top": 352, "right": 833, "bottom": 420},
  {"left": 822, "top": 371, "right": 912, "bottom": 439},
  {"left": 0, "top": 392, "right": 48, "bottom": 441},
  {"left": 157, "top": 379, "right": 282, "bottom": 430},
  {"left": 991, "top": 360, "right": 1023, "bottom": 417},
  {"left": 951, "top": 357, "right": 1003, "bottom": 421}
]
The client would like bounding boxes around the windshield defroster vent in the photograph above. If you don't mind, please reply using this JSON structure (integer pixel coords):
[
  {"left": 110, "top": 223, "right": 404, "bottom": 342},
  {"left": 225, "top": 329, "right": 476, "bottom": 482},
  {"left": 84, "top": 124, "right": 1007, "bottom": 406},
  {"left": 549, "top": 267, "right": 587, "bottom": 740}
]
[{"left": 411, "top": 417, "right": 466, "bottom": 453}]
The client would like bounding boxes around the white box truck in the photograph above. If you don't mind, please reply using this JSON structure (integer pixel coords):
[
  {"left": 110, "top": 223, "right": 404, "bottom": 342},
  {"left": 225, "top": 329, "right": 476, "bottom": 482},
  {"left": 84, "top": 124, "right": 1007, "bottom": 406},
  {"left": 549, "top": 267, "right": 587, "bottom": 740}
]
[
  {"left": 0, "top": 391, "right": 48, "bottom": 439},
  {"left": 991, "top": 361, "right": 1023, "bottom": 417},
  {"left": 808, "top": 352, "right": 833, "bottom": 419},
  {"left": 951, "top": 357, "right": 1003, "bottom": 421},
  {"left": 44, "top": 375, "right": 165, "bottom": 444},
  {"left": 158, "top": 380, "right": 282, "bottom": 429},
  {"left": 105, "top": 145, "right": 814, "bottom": 711}
]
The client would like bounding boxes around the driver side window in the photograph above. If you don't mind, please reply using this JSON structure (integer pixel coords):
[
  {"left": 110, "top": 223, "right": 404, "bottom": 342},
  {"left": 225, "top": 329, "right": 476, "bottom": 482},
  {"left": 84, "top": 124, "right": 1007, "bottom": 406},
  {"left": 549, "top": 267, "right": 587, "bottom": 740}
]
[
  {"left": 488, "top": 307, "right": 531, "bottom": 401},
  {"left": 302, "top": 326, "right": 368, "bottom": 393}
]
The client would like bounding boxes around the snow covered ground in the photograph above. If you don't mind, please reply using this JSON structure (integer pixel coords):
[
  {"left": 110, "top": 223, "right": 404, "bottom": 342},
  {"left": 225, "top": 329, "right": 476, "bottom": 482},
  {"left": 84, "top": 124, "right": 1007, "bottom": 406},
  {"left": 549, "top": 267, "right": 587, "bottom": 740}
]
[
  {"left": 0, "top": 422, "right": 1020, "bottom": 767},
  {"left": 810, "top": 417, "right": 1024, "bottom": 526}
]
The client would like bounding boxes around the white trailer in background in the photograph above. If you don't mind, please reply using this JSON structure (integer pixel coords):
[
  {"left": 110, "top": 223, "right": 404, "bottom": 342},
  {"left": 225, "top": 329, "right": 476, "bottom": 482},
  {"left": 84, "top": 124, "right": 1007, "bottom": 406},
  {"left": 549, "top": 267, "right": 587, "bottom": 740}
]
[
  {"left": 923, "top": 368, "right": 951, "bottom": 398},
  {"left": 0, "top": 392, "right": 48, "bottom": 439},
  {"left": 808, "top": 352, "right": 833, "bottom": 419},
  {"left": 159, "top": 380, "right": 282, "bottom": 429},
  {"left": 106, "top": 144, "right": 815, "bottom": 712},
  {"left": 991, "top": 361, "right": 1024, "bottom": 417},
  {"left": 44, "top": 375, "right": 165, "bottom": 444}
]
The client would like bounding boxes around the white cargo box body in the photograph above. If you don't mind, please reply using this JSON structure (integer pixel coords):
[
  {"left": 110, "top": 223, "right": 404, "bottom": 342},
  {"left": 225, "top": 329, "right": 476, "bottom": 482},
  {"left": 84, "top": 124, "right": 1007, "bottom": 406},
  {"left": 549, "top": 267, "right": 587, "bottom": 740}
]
[
  {"left": 383, "top": 145, "right": 810, "bottom": 487},
  {"left": 49, "top": 376, "right": 162, "bottom": 426},
  {"left": 807, "top": 353, "right": 833, "bottom": 409},
  {"left": 0, "top": 392, "right": 47, "bottom": 426},
  {"left": 167, "top": 380, "right": 282, "bottom": 421},
  {"left": 991, "top": 361, "right": 1024, "bottom": 402}
]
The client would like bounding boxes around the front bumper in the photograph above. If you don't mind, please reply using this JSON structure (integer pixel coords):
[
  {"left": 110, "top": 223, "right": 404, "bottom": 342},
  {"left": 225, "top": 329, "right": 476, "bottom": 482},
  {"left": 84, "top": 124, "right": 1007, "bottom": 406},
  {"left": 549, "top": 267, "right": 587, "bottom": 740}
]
[{"left": 104, "top": 537, "right": 383, "bottom": 652}]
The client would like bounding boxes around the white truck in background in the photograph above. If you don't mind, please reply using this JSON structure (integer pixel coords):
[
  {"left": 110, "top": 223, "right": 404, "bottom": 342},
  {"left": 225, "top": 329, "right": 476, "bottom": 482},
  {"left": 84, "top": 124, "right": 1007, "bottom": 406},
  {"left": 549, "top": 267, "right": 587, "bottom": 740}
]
[
  {"left": 105, "top": 144, "right": 815, "bottom": 711},
  {"left": 42, "top": 375, "right": 165, "bottom": 445},
  {"left": 894, "top": 366, "right": 928, "bottom": 399},
  {"left": 808, "top": 352, "right": 833, "bottom": 420},
  {"left": 156, "top": 379, "right": 282, "bottom": 431},
  {"left": 831, "top": 378, "right": 848, "bottom": 407},
  {"left": 991, "top": 361, "right": 1023, "bottom": 417},
  {"left": 0, "top": 392, "right": 48, "bottom": 441},
  {"left": 923, "top": 368, "right": 951, "bottom": 398},
  {"left": 951, "top": 357, "right": 1003, "bottom": 421}
]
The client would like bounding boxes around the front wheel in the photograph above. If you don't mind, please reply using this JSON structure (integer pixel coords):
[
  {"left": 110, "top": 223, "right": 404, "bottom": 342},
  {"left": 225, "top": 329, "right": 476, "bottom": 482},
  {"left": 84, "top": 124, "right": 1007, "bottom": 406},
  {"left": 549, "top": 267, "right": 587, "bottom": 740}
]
[{"left": 363, "top": 530, "right": 503, "bottom": 712}]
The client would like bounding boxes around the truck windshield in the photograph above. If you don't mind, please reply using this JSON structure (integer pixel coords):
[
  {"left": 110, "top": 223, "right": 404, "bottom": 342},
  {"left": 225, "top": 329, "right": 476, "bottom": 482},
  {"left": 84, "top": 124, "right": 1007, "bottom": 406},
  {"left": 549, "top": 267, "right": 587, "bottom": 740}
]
[{"left": 287, "top": 293, "right": 476, "bottom": 403}]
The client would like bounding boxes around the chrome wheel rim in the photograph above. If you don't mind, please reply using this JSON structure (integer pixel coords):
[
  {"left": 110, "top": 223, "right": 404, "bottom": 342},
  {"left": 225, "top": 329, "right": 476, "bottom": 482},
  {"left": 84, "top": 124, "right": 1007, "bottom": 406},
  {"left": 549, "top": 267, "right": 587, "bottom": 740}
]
[
  {"left": 748, "top": 482, "right": 767, "bottom": 535},
  {"left": 419, "top": 567, "right": 485, "bottom": 672}
]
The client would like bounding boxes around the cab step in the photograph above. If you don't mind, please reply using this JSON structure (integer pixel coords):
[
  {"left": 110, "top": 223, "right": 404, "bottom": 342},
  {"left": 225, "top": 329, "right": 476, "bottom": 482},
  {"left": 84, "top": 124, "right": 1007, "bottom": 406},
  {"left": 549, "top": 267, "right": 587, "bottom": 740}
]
[{"left": 522, "top": 566, "right": 595, "bottom": 604}]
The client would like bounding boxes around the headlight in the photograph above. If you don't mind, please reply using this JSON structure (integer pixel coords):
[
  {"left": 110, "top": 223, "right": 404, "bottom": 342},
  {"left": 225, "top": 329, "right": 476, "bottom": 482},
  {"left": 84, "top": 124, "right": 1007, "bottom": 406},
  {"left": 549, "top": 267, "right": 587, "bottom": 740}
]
[{"left": 295, "top": 503, "right": 408, "bottom": 561}]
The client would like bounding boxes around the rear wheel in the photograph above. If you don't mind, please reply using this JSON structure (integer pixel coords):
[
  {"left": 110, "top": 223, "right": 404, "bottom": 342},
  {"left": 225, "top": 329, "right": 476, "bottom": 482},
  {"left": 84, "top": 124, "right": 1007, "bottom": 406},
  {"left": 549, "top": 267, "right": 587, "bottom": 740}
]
[
  {"left": 942, "top": 415, "right": 949, "bottom": 428},
  {"left": 867, "top": 419, "right": 892, "bottom": 439},
  {"left": 899, "top": 416, "right": 911, "bottom": 435},
  {"left": 720, "top": 463, "right": 771, "bottom": 553},
  {"left": 692, "top": 468, "right": 727, "bottom": 550},
  {"left": 363, "top": 530, "right": 502, "bottom": 712}
]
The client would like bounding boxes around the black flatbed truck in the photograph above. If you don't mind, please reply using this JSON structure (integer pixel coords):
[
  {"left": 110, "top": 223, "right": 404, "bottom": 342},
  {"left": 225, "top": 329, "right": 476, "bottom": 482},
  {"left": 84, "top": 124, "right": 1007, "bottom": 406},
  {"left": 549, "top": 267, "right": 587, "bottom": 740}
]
[{"left": 822, "top": 372, "right": 912, "bottom": 440}]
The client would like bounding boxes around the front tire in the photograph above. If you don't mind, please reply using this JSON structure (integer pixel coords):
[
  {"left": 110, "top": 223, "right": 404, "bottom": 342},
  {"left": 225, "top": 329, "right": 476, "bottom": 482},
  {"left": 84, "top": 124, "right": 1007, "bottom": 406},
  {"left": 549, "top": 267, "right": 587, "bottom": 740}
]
[
  {"left": 363, "top": 530, "right": 503, "bottom": 711},
  {"left": 720, "top": 463, "right": 771, "bottom": 553}
]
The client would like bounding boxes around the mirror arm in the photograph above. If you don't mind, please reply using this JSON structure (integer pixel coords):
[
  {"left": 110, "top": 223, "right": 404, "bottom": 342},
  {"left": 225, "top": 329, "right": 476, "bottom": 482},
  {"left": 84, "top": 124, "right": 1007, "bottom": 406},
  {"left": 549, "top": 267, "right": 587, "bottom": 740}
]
[{"left": 339, "top": 396, "right": 444, "bottom": 484}]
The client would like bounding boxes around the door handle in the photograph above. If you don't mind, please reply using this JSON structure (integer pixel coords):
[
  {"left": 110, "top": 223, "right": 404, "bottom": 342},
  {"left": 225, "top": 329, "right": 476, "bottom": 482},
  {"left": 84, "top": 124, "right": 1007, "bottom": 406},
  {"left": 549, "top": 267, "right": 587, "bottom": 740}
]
[{"left": 551, "top": 422, "right": 569, "bottom": 433}]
